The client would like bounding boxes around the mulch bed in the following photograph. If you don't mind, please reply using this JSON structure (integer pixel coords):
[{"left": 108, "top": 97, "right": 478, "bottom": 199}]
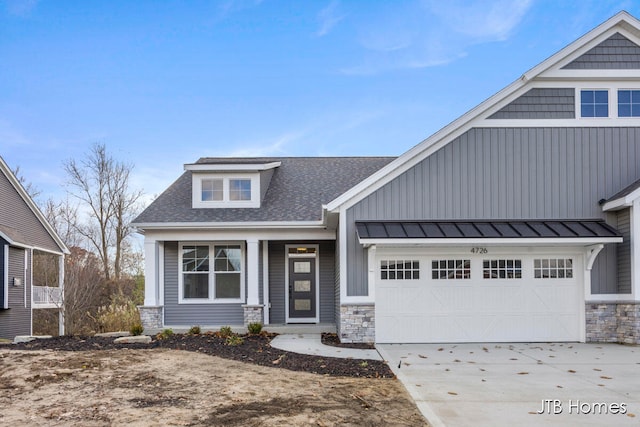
[
  {"left": 321, "top": 333, "right": 376, "bottom": 349},
  {"left": 8, "top": 333, "right": 393, "bottom": 378}
]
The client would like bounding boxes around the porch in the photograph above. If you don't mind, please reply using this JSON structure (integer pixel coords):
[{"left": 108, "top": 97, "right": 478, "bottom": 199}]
[{"left": 32, "top": 285, "right": 63, "bottom": 309}]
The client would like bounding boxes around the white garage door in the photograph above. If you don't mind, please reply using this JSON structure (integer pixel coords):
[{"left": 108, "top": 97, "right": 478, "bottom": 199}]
[{"left": 375, "top": 250, "right": 583, "bottom": 343}]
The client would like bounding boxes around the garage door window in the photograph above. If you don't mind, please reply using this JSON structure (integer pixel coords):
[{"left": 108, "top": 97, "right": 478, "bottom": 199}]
[
  {"left": 483, "top": 259, "right": 522, "bottom": 279},
  {"left": 534, "top": 258, "right": 573, "bottom": 279},
  {"left": 380, "top": 260, "right": 420, "bottom": 280},
  {"left": 431, "top": 259, "right": 471, "bottom": 279}
]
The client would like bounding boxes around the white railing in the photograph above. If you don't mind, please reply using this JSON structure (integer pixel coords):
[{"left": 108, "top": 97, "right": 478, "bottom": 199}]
[{"left": 33, "top": 286, "right": 63, "bottom": 308}]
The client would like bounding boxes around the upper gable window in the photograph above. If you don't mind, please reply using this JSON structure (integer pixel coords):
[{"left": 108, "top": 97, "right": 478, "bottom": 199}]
[
  {"left": 580, "top": 90, "right": 608, "bottom": 117},
  {"left": 193, "top": 174, "right": 260, "bottom": 208},
  {"left": 618, "top": 90, "right": 640, "bottom": 117}
]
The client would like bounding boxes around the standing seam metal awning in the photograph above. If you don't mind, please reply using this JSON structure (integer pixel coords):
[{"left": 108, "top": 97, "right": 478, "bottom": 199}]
[{"left": 355, "top": 220, "right": 622, "bottom": 245}]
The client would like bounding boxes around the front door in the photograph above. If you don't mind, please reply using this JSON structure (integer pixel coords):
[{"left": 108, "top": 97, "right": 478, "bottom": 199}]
[{"left": 288, "top": 257, "right": 317, "bottom": 320}]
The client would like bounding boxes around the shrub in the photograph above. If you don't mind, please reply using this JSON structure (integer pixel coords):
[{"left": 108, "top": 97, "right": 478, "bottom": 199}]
[
  {"left": 218, "top": 326, "right": 233, "bottom": 338},
  {"left": 130, "top": 323, "right": 144, "bottom": 336},
  {"left": 225, "top": 334, "right": 244, "bottom": 346},
  {"left": 187, "top": 325, "right": 201, "bottom": 335},
  {"left": 156, "top": 328, "right": 174, "bottom": 340},
  {"left": 247, "top": 322, "right": 262, "bottom": 335},
  {"left": 91, "top": 292, "right": 141, "bottom": 333}
]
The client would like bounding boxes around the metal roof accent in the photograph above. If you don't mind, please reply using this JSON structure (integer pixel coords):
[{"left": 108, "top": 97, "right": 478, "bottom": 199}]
[{"left": 355, "top": 220, "right": 621, "bottom": 240}]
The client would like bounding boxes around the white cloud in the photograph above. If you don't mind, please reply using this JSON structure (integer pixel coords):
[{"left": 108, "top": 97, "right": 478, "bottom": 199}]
[
  {"left": 342, "top": 0, "right": 533, "bottom": 75},
  {"left": 316, "top": 0, "right": 346, "bottom": 37},
  {"left": 426, "top": 0, "right": 532, "bottom": 41}
]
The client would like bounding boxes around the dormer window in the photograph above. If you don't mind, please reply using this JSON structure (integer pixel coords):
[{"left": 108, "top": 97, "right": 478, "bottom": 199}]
[
  {"left": 185, "top": 160, "right": 280, "bottom": 209},
  {"left": 192, "top": 174, "right": 260, "bottom": 208}
]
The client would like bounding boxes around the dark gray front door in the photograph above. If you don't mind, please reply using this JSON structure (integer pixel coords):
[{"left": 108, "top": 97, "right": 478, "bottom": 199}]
[{"left": 288, "top": 257, "right": 316, "bottom": 319}]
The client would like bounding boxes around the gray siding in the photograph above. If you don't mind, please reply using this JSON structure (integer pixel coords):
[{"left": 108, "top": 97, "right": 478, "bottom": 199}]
[
  {"left": 617, "top": 208, "right": 631, "bottom": 294},
  {"left": 488, "top": 88, "right": 575, "bottom": 119},
  {"left": 267, "top": 241, "right": 335, "bottom": 324},
  {"left": 0, "top": 241, "right": 5, "bottom": 310},
  {"left": 163, "top": 242, "right": 244, "bottom": 326},
  {"left": 347, "top": 127, "right": 640, "bottom": 296},
  {"left": 268, "top": 242, "right": 285, "bottom": 323},
  {"left": 259, "top": 169, "right": 275, "bottom": 202},
  {"left": 0, "top": 247, "right": 30, "bottom": 339},
  {"left": 563, "top": 33, "right": 640, "bottom": 69},
  {"left": 0, "top": 169, "right": 61, "bottom": 253}
]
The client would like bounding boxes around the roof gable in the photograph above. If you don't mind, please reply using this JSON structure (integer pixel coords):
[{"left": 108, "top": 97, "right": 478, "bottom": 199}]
[
  {"left": 562, "top": 32, "right": 640, "bottom": 69},
  {"left": 0, "top": 156, "right": 68, "bottom": 254},
  {"left": 326, "top": 11, "right": 640, "bottom": 212}
]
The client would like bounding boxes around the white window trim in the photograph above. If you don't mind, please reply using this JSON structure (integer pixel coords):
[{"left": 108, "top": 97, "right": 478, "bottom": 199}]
[
  {"left": 192, "top": 173, "right": 260, "bottom": 208},
  {"left": 577, "top": 88, "right": 610, "bottom": 119},
  {"left": 616, "top": 88, "right": 640, "bottom": 119},
  {"left": 178, "top": 242, "right": 246, "bottom": 304}
]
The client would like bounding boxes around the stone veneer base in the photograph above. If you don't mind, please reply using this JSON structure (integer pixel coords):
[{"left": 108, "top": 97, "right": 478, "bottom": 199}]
[
  {"left": 339, "top": 303, "right": 375, "bottom": 343},
  {"left": 242, "top": 305, "right": 264, "bottom": 326},
  {"left": 138, "top": 306, "right": 163, "bottom": 330},
  {"left": 586, "top": 302, "right": 640, "bottom": 344}
]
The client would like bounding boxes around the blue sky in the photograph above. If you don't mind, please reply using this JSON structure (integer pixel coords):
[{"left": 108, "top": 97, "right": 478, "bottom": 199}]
[{"left": 1, "top": 0, "right": 638, "bottom": 204}]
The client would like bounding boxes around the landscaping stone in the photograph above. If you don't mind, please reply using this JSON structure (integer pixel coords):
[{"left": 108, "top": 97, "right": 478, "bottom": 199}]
[
  {"left": 114, "top": 335, "right": 152, "bottom": 344},
  {"left": 95, "top": 331, "right": 131, "bottom": 338},
  {"left": 13, "top": 335, "right": 52, "bottom": 344}
]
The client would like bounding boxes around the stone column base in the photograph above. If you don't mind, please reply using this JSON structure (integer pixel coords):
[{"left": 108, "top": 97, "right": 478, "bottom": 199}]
[
  {"left": 137, "top": 306, "right": 163, "bottom": 330},
  {"left": 339, "top": 303, "right": 375, "bottom": 343},
  {"left": 242, "top": 305, "right": 263, "bottom": 326},
  {"left": 586, "top": 302, "right": 640, "bottom": 344}
]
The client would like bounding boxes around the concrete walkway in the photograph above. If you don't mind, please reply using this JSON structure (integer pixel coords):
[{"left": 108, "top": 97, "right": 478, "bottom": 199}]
[
  {"left": 378, "top": 342, "right": 640, "bottom": 427},
  {"left": 270, "top": 334, "right": 382, "bottom": 360}
]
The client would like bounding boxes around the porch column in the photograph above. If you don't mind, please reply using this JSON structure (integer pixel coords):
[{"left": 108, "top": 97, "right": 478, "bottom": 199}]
[
  {"left": 262, "top": 240, "right": 270, "bottom": 324},
  {"left": 246, "top": 238, "right": 260, "bottom": 305},
  {"left": 143, "top": 238, "right": 159, "bottom": 306},
  {"left": 58, "top": 254, "right": 65, "bottom": 336}
]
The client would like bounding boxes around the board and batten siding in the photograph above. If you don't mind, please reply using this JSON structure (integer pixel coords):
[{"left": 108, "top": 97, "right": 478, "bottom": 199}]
[
  {"left": 617, "top": 208, "right": 631, "bottom": 294},
  {"left": 0, "top": 169, "right": 61, "bottom": 253},
  {"left": 488, "top": 88, "right": 575, "bottom": 119},
  {"left": 267, "top": 241, "right": 335, "bottom": 324},
  {"left": 0, "top": 247, "right": 30, "bottom": 339},
  {"left": 163, "top": 242, "right": 244, "bottom": 326},
  {"left": 346, "top": 127, "right": 640, "bottom": 296}
]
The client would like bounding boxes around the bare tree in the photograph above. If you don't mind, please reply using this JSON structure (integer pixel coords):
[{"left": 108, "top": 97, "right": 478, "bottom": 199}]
[
  {"left": 64, "top": 143, "right": 142, "bottom": 280},
  {"left": 11, "top": 164, "right": 42, "bottom": 201}
]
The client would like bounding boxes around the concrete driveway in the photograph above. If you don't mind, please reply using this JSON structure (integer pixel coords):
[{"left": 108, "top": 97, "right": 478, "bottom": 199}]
[{"left": 377, "top": 343, "right": 640, "bottom": 427}]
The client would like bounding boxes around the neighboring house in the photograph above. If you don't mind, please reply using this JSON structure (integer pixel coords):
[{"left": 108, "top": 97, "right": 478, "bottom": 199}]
[
  {"left": 0, "top": 156, "right": 69, "bottom": 340},
  {"left": 134, "top": 11, "right": 640, "bottom": 344}
]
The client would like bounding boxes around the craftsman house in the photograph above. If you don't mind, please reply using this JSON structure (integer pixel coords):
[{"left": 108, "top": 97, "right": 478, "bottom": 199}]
[
  {"left": 134, "top": 11, "right": 640, "bottom": 344},
  {"left": 0, "top": 156, "right": 68, "bottom": 340}
]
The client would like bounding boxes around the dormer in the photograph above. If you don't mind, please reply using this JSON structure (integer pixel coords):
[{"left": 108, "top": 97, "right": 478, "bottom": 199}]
[{"left": 186, "top": 160, "right": 280, "bottom": 209}]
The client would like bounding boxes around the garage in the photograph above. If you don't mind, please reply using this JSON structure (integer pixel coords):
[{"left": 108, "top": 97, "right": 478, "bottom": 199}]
[
  {"left": 375, "top": 250, "right": 583, "bottom": 343},
  {"left": 355, "top": 220, "right": 623, "bottom": 344}
]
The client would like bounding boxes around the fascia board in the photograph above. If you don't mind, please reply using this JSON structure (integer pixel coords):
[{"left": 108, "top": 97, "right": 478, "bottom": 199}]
[
  {"left": 131, "top": 220, "right": 328, "bottom": 229},
  {"left": 602, "top": 186, "right": 640, "bottom": 211},
  {"left": 326, "top": 12, "right": 640, "bottom": 213},
  {"left": 0, "top": 156, "right": 69, "bottom": 255},
  {"left": 184, "top": 162, "right": 281, "bottom": 172},
  {"left": 358, "top": 237, "right": 623, "bottom": 246}
]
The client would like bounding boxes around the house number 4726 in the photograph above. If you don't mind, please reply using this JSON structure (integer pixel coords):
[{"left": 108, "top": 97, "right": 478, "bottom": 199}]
[{"left": 470, "top": 247, "right": 488, "bottom": 254}]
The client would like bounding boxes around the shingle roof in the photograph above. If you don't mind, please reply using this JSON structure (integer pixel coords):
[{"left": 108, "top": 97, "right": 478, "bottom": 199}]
[
  {"left": 356, "top": 220, "right": 621, "bottom": 240},
  {"left": 133, "top": 157, "right": 395, "bottom": 224},
  {"left": 605, "top": 177, "right": 640, "bottom": 203}
]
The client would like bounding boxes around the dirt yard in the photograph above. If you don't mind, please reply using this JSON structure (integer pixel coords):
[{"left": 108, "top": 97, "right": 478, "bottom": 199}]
[{"left": 0, "top": 348, "right": 427, "bottom": 426}]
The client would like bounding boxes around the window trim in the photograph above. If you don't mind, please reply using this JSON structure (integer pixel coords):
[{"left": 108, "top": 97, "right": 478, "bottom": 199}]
[
  {"left": 617, "top": 89, "right": 640, "bottom": 118},
  {"left": 192, "top": 173, "right": 260, "bottom": 208},
  {"left": 178, "top": 242, "right": 245, "bottom": 304},
  {"left": 579, "top": 89, "right": 609, "bottom": 118}
]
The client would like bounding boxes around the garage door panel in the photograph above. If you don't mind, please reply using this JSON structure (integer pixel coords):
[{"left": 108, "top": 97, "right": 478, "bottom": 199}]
[{"left": 375, "top": 252, "right": 582, "bottom": 343}]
